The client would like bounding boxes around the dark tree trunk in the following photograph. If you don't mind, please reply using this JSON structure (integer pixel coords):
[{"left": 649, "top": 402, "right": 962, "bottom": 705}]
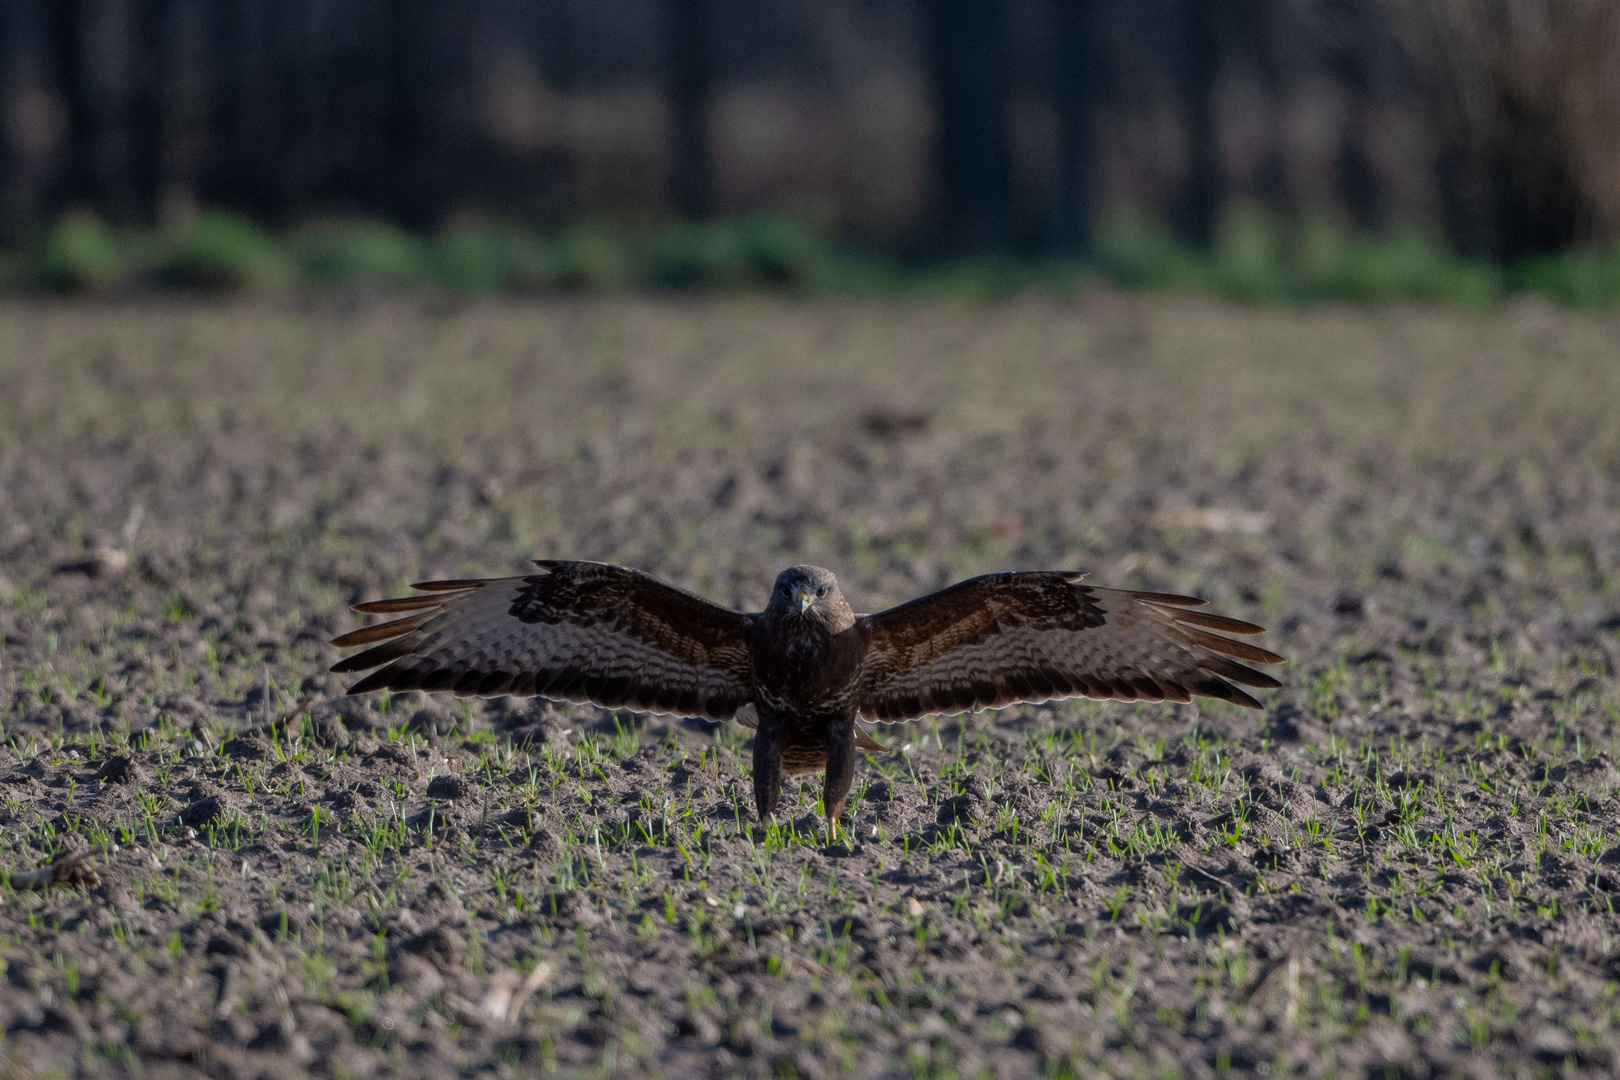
[
  {"left": 0, "top": 5, "right": 16, "bottom": 236},
  {"left": 71, "top": 0, "right": 148, "bottom": 223},
  {"left": 1231, "top": 0, "right": 1292, "bottom": 219},
  {"left": 1487, "top": 151, "right": 1584, "bottom": 263},
  {"left": 380, "top": 0, "right": 425, "bottom": 225},
  {"left": 924, "top": 0, "right": 1014, "bottom": 254},
  {"left": 205, "top": 0, "right": 255, "bottom": 217},
  {"left": 1336, "top": 95, "right": 1384, "bottom": 232},
  {"left": 48, "top": 0, "right": 92, "bottom": 211},
  {"left": 1319, "top": 0, "right": 1387, "bottom": 232},
  {"left": 1171, "top": 0, "right": 1220, "bottom": 249},
  {"left": 274, "top": 0, "right": 316, "bottom": 222},
  {"left": 204, "top": 0, "right": 299, "bottom": 224},
  {"left": 156, "top": 0, "right": 208, "bottom": 222},
  {"left": 1051, "top": 0, "right": 1098, "bottom": 253},
  {"left": 1437, "top": 141, "right": 1584, "bottom": 264},
  {"left": 667, "top": 0, "right": 714, "bottom": 220},
  {"left": 128, "top": 0, "right": 169, "bottom": 223},
  {"left": 0, "top": 2, "right": 60, "bottom": 238},
  {"left": 1435, "top": 143, "right": 1489, "bottom": 261}
]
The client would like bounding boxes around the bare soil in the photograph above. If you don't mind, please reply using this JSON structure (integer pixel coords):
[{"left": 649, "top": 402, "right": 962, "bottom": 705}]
[{"left": 0, "top": 295, "right": 1618, "bottom": 1078}]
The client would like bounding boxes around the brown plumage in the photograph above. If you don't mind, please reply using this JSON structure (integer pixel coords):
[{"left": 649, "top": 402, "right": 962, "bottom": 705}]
[{"left": 332, "top": 561, "right": 1284, "bottom": 836}]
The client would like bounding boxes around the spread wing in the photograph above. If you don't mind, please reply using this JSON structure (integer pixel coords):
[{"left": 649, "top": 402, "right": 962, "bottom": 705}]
[
  {"left": 856, "top": 571, "right": 1284, "bottom": 722},
  {"left": 330, "top": 560, "right": 754, "bottom": 719}
]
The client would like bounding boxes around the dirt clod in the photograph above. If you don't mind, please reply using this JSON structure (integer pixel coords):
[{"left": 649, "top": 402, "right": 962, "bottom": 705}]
[
  {"left": 425, "top": 775, "right": 465, "bottom": 801},
  {"left": 400, "top": 924, "right": 465, "bottom": 971},
  {"left": 310, "top": 715, "right": 349, "bottom": 747},
  {"left": 223, "top": 736, "right": 269, "bottom": 760},
  {"left": 180, "top": 794, "right": 230, "bottom": 829},
  {"left": 94, "top": 754, "right": 143, "bottom": 785}
]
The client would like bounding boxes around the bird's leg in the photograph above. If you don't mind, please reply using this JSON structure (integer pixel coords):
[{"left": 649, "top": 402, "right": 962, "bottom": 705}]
[
  {"left": 823, "top": 716, "right": 856, "bottom": 844},
  {"left": 752, "top": 711, "right": 785, "bottom": 824}
]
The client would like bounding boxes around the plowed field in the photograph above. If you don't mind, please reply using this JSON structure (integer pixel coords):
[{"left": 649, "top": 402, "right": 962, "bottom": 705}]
[{"left": 1, "top": 295, "right": 1618, "bottom": 1078}]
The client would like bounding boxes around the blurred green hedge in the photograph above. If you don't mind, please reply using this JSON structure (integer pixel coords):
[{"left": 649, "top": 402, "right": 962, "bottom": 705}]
[{"left": 24, "top": 205, "right": 1620, "bottom": 307}]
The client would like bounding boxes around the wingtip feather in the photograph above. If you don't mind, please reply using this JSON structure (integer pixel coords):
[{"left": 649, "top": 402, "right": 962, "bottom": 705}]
[
  {"left": 1225, "top": 687, "right": 1264, "bottom": 709},
  {"left": 330, "top": 613, "right": 431, "bottom": 649},
  {"left": 330, "top": 637, "right": 421, "bottom": 674},
  {"left": 1129, "top": 590, "right": 1210, "bottom": 607},
  {"left": 408, "top": 578, "right": 487, "bottom": 593},
  {"left": 352, "top": 596, "right": 444, "bottom": 614},
  {"left": 1175, "top": 625, "right": 1286, "bottom": 665},
  {"left": 346, "top": 668, "right": 402, "bottom": 695},
  {"left": 1170, "top": 608, "right": 1268, "bottom": 635}
]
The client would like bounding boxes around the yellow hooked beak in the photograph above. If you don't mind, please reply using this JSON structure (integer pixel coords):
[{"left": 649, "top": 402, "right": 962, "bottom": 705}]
[{"left": 794, "top": 589, "right": 814, "bottom": 613}]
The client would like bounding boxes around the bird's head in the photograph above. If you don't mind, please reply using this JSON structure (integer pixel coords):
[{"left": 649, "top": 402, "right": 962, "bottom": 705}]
[{"left": 768, "top": 565, "right": 853, "bottom": 629}]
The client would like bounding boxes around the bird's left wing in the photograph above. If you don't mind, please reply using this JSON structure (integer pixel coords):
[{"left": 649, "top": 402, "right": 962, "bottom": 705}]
[
  {"left": 331, "top": 560, "right": 754, "bottom": 719},
  {"left": 856, "top": 571, "right": 1284, "bottom": 722}
]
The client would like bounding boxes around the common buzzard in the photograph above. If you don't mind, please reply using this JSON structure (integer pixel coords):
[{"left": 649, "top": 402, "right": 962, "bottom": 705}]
[{"left": 332, "top": 561, "right": 1284, "bottom": 836}]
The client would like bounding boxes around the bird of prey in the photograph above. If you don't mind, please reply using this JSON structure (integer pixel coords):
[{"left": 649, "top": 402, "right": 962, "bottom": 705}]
[{"left": 332, "top": 561, "right": 1284, "bottom": 837}]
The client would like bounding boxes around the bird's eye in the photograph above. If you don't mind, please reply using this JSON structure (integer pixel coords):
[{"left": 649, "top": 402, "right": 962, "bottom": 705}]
[{"left": 816, "top": 586, "right": 827, "bottom": 597}]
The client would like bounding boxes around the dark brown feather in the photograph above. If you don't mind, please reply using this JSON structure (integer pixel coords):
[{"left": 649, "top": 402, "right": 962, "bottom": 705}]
[
  {"left": 409, "top": 579, "right": 488, "bottom": 592},
  {"left": 1194, "top": 680, "right": 1262, "bottom": 709},
  {"left": 857, "top": 572, "right": 1284, "bottom": 720},
  {"left": 1195, "top": 654, "right": 1284, "bottom": 689},
  {"left": 1164, "top": 608, "right": 1267, "bottom": 635},
  {"left": 1125, "top": 590, "right": 1209, "bottom": 607},
  {"left": 348, "top": 666, "right": 410, "bottom": 695},
  {"left": 1167, "top": 624, "right": 1286, "bottom": 665},
  {"left": 330, "top": 636, "right": 425, "bottom": 674},
  {"left": 331, "top": 561, "right": 755, "bottom": 719},
  {"left": 329, "top": 614, "right": 433, "bottom": 648},
  {"left": 352, "top": 596, "right": 447, "bottom": 614}
]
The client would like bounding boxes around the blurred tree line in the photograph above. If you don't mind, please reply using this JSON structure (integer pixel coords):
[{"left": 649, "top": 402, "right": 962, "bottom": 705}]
[{"left": 3, "top": 0, "right": 1617, "bottom": 264}]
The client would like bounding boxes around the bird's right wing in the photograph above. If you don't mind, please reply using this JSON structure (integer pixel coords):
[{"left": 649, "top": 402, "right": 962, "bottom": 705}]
[
  {"left": 857, "top": 571, "right": 1284, "bottom": 722},
  {"left": 331, "top": 560, "right": 755, "bottom": 719}
]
